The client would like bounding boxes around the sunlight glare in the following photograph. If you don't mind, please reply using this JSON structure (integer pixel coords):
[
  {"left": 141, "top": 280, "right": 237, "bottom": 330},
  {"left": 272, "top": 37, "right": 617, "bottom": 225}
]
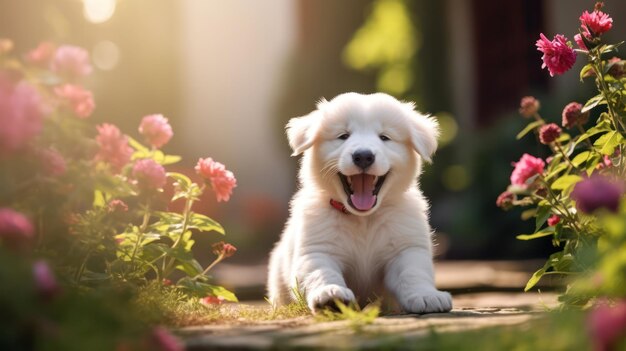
[{"left": 83, "top": 0, "right": 116, "bottom": 24}]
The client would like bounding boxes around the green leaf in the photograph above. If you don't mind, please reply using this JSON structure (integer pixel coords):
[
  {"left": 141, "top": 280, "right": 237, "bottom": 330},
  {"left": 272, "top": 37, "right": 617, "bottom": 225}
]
[
  {"left": 189, "top": 213, "right": 225, "bottom": 234},
  {"left": 520, "top": 208, "right": 536, "bottom": 221},
  {"left": 579, "top": 63, "right": 594, "bottom": 81},
  {"left": 535, "top": 206, "right": 551, "bottom": 232},
  {"left": 571, "top": 151, "right": 591, "bottom": 167},
  {"left": 545, "top": 162, "right": 568, "bottom": 181},
  {"left": 93, "top": 189, "right": 106, "bottom": 208},
  {"left": 524, "top": 267, "right": 547, "bottom": 291},
  {"left": 594, "top": 131, "right": 624, "bottom": 155},
  {"left": 516, "top": 120, "right": 543, "bottom": 140},
  {"left": 581, "top": 94, "right": 605, "bottom": 113},
  {"left": 176, "top": 259, "right": 204, "bottom": 277},
  {"left": 128, "top": 137, "right": 149, "bottom": 152},
  {"left": 551, "top": 175, "right": 582, "bottom": 190},
  {"left": 176, "top": 277, "right": 238, "bottom": 302},
  {"left": 167, "top": 172, "right": 192, "bottom": 191},
  {"left": 162, "top": 155, "right": 182, "bottom": 165},
  {"left": 517, "top": 227, "right": 555, "bottom": 241}
]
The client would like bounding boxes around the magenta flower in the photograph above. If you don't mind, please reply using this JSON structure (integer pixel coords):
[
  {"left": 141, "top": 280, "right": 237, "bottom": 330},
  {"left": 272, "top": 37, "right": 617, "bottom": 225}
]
[
  {"left": 574, "top": 34, "right": 588, "bottom": 51},
  {"left": 54, "top": 84, "right": 95, "bottom": 118},
  {"left": 25, "top": 41, "right": 56, "bottom": 67},
  {"left": 510, "top": 154, "right": 545, "bottom": 188},
  {"left": 519, "top": 96, "right": 540, "bottom": 118},
  {"left": 0, "top": 208, "right": 34, "bottom": 250},
  {"left": 547, "top": 215, "right": 560, "bottom": 227},
  {"left": 539, "top": 123, "right": 562, "bottom": 144},
  {"left": 138, "top": 114, "right": 173, "bottom": 149},
  {"left": 195, "top": 157, "right": 237, "bottom": 202},
  {"left": 51, "top": 45, "right": 92, "bottom": 79},
  {"left": 580, "top": 10, "right": 613, "bottom": 36},
  {"left": 107, "top": 199, "right": 128, "bottom": 213},
  {"left": 0, "top": 72, "right": 45, "bottom": 156},
  {"left": 150, "top": 326, "right": 184, "bottom": 351},
  {"left": 95, "top": 123, "right": 133, "bottom": 172},
  {"left": 587, "top": 300, "right": 626, "bottom": 351},
  {"left": 496, "top": 191, "right": 514, "bottom": 210},
  {"left": 32, "top": 260, "right": 61, "bottom": 301},
  {"left": 562, "top": 102, "right": 589, "bottom": 129},
  {"left": 536, "top": 34, "right": 577, "bottom": 77},
  {"left": 200, "top": 295, "right": 225, "bottom": 306},
  {"left": 132, "top": 159, "right": 167, "bottom": 190},
  {"left": 571, "top": 175, "right": 624, "bottom": 214},
  {"left": 212, "top": 241, "right": 237, "bottom": 258}
]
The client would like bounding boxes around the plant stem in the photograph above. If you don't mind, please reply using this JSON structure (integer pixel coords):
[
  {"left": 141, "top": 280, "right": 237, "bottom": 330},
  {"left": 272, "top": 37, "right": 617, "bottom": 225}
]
[
  {"left": 194, "top": 254, "right": 224, "bottom": 280},
  {"left": 593, "top": 52, "right": 626, "bottom": 133},
  {"left": 130, "top": 204, "right": 151, "bottom": 269},
  {"left": 162, "top": 196, "right": 194, "bottom": 278},
  {"left": 554, "top": 143, "right": 576, "bottom": 169},
  {"left": 539, "top": 176, "right": 583, "bottom": 235}
]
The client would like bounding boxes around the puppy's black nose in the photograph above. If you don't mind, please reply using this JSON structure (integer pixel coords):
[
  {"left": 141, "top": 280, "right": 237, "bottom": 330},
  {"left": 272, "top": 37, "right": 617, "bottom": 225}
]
[{"left": 352, "top": 149, "right": 375, "bottom": 170}]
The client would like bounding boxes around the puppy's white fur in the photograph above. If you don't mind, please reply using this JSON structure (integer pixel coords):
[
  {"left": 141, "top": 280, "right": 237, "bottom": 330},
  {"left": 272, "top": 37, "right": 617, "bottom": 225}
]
[{"left": 268, "top": 92, "right": 452, "bottom": 313}]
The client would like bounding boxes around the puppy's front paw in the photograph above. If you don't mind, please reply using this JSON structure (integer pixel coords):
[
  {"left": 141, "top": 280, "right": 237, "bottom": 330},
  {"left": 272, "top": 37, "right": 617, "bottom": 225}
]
[
  {"left": 308, "top": 284, "right": 356, "bottom": 313},
  {"left": 401, "top": 289, "right": 452, "bottom": 314}
]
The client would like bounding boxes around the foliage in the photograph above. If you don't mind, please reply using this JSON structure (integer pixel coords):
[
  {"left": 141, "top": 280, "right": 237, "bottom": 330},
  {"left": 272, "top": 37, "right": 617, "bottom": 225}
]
[
  {"left": 0, "top": 39, "right": 237, "bottom": 348},
  {"left": 498, "top": 2, "right": 626, "bottom": 308},
  {"left": 315, "top": 300, "right": 381, "bottom": 332}
]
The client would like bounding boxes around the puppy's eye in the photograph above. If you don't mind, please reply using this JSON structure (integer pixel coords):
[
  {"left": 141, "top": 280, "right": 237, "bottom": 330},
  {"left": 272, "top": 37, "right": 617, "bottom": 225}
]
[
  {"left": 338, "top": 133, "right": 350, "bottom": 140},
  {"left": 380, "top": 134, "right": 391, "bottom": 141}
]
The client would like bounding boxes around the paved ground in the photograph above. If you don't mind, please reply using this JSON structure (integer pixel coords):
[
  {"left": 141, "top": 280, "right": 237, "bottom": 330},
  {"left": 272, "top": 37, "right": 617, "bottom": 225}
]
[{"left": 179, "top": 261, "right": 560, "bottom": 350}]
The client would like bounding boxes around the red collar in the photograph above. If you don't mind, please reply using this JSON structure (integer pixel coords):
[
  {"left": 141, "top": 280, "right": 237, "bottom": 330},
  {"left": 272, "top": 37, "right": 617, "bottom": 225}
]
[{"left": 329, "top": 199, "right": 349, "bottom": 214}]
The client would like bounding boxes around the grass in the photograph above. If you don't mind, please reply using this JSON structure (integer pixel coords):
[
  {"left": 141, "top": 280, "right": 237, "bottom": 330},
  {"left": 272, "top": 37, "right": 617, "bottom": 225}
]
[{"left": 134, "top": 282, "right": 383, "bottom": 329}]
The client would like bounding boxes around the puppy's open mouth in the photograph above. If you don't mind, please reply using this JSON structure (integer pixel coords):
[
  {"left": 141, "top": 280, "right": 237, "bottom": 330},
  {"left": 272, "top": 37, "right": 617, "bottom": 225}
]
[{"left": 338, "top": 172, "right": 387, "bottom": 212}]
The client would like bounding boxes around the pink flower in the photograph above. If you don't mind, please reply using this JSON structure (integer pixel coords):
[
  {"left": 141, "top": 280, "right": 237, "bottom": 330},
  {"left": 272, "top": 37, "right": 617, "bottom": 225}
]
[
  {"left": 547, "top": 215, "right": 560, "bottom": 227},
  {"left": 539, "top": 123, "right": 562, "bottom": 144},
  {"left": 25, "top": 41, "right": 56, "bottom": 67},
  {"left": 138, "top": 114, "right": 173, "bottom": 149},
  {"left": 572, "top": 175, "right": 624, "bottom": 214},
  {"left": 38, "top": 148, "right": 67, "bottom": 177},
  {"left": 195, "top": 158, "right": 237, "bottom": 202},
  {"left": 32, "top": 260, "right": 61, "bottom": 301},
  {"left": 562, "top": 102, "right": 589, "bottom": 129},
  {"left": 107, "top": 199, "right": 128, "bottom": 213},
  {"left": 132, "top": 159, "right": 167, "bottom": 190},
  {"left": 212, "top": 241, "right": 237, "bottom": 258},
  {"left": 496, "top": 191, "right": 514, "bottom": 210},
  {"left": 536, "top": 33, "right": 577, "bottom": 77},
  {"left": 519, "top": 96, "right": 540, "bottom": 118},
  {"left": 510, "top": 154, "right": 545, "bottom": 188},
  {"left": 149, "top": 326, "right": 184, "bottom": 351},
  {"left": 574, "top": 34, "right": 588, "bottom": 51},
  {"left": 200, "top": 295, "right": 225, "bottom": 306},
  {"left": 0, "top": 208, "right": 34, "bottom": 250},
  {"left": 54, "top": 84, "right": 95, "bottom": 118},
  {"left": 587, "top": 300, "right": 626, "bottom": 351},
  {"left": 0, "top": 72, "right": 45, "bottom": 156},
  {"left": 51, "top": 45, "right": 92, "bottom": 79},
  {"left": 95, "top": 123, "right": 133, "bottom": 172},
  {"left": 580, "top": 10, "right": 613, "bottom": 36}
]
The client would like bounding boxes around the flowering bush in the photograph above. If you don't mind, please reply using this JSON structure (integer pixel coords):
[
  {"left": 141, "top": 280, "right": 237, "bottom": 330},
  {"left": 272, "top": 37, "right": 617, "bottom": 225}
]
[
  {"left": 0, "top": 39, "right": 237, "bottom": 348},
  {"left": 498, "top": 2, "right": 626, "bottom": 314}
]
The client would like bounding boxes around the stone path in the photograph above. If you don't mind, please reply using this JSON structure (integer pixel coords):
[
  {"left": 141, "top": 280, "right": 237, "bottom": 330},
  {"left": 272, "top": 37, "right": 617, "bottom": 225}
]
[{"left": 180, "top": 261, "right": 560, "bottom": 350}]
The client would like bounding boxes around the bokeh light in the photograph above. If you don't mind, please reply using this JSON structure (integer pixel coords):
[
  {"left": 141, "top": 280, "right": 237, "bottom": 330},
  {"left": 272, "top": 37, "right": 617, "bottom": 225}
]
[
  {"left": 83, "top": 0, "right": 116, "bottom": 24},
  {"left": 92, "top": 40, "right": 120, "bottom": 71},
  {"left": 435, "top": 112, "right": 458, "bottom": 147},
  {"left": 442, "top": 164, "right": 470, "bottom": 191}
]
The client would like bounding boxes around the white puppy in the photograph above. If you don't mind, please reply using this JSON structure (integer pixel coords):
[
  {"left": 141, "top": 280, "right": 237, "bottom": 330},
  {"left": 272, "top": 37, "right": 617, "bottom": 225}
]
[{"left": 267, "top": 92, "right": 452, "bottom": 314}]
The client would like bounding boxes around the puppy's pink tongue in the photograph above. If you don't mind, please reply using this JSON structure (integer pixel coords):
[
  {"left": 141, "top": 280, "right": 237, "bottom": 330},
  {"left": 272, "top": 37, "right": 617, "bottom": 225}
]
[{"left": 349, "top": 174, "right": 376, "bottom": 211}]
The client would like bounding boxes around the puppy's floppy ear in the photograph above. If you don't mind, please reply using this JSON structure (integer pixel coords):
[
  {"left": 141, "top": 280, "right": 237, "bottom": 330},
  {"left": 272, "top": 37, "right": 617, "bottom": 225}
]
[
  {"left": 286, "top": 110, "right": 320, "bottom": 156},
  {"left": 407, "top": 107, "right": 440, "bottom": 163}
]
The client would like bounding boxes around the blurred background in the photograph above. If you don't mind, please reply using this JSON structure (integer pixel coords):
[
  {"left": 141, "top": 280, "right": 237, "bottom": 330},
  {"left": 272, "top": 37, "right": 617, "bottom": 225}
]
[{"left": 2, "top": 0, "right": 626, "bottom": 293}]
